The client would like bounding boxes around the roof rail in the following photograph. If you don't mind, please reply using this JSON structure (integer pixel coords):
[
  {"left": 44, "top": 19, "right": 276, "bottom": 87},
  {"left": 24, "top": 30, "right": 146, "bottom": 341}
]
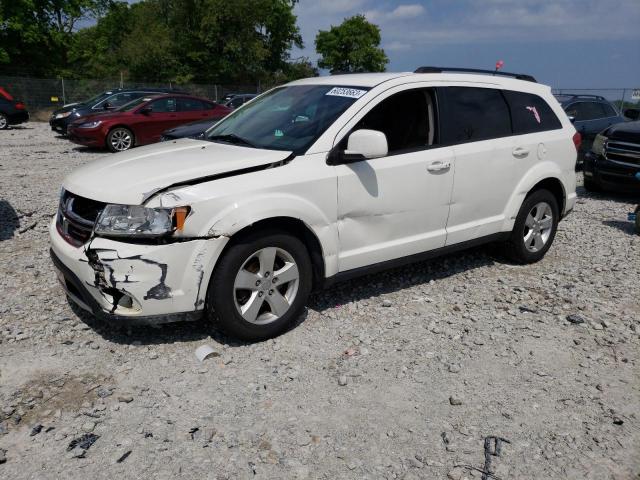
[
  {"left": 413, "top": 66, "right": 537, "bottom": 83},
  {"left": 554, "top": 93, "right": 606, "bottom": 101}
]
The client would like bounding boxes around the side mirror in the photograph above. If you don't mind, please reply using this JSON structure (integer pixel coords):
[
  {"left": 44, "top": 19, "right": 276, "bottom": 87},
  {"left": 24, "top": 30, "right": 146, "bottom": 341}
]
[
  {"left": 328, "top": 129, "right": 388, "bottom": 165},
  {"left": 139, "top": 106, "right": 152, "bottom": 115},
  {"left": 567, "top": 115, "right": 576, "bottom": 124},
  {"left": 623, "top": 108, "right": 640, "bottom": 121},
  {"left": 103, "top": 102, "right": 114, "bottom": 110}
]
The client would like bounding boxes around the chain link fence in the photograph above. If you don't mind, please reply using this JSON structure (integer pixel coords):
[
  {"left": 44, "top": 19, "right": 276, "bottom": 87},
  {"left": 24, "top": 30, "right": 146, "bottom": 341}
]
[{"left": 0, "top": 75, "right": 263, "bottom": 115}]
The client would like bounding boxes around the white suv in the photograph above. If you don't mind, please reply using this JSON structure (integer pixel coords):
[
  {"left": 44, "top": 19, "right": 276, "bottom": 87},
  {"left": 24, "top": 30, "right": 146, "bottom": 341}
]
[{"left": 50, "top": 67, "right": 579, "bottom": 340}]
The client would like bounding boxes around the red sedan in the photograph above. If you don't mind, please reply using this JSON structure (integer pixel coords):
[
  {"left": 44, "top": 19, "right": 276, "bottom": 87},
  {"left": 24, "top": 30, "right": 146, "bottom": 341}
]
[{"left": 67, "top": 94, "right": 231, "bottom": 152}]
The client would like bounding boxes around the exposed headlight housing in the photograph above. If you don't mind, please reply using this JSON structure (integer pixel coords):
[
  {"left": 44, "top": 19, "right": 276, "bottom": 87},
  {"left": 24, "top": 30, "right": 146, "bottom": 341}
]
[
  {"left": 77, "top": 120, "right": 102, "bottom": 129},
  {"left": 55, "top": 111, "right": 72, "bottom": 119},
  {"left": 592, "top": 133, "right": 607, "bottom": 156},
  {"left": 94, "top": 205, "right": 190, "bottom": 238}
]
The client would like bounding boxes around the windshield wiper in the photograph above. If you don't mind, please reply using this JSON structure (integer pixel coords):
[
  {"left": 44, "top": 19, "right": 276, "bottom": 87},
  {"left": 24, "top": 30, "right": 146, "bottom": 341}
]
[{"left": 208, "top": 134, "right": 256, "bottom": 148}]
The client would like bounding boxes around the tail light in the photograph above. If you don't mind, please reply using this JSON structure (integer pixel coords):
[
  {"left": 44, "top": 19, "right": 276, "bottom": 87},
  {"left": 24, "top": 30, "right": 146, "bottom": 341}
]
[
  {"left": 572, "top": 132, "right": 581, "bottom": 151},
  {"left": 14, "top": 102, "right": 26, "bottom": 110}
]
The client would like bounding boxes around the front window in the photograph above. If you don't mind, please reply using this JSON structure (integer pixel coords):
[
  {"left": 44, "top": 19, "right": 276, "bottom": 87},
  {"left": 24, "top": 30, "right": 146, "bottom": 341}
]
[
  {"left": 118, "top": 97, "right": 154, "bottom": 112},
  {"left": 206, "top": 85, "right": 369, "bottom": 154}
]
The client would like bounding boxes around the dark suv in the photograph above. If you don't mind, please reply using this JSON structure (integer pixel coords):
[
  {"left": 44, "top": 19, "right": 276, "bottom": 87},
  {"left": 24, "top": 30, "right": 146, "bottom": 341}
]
[
  {"left": 554, "top": 94, "right": 626, "bottom": 159},
  {"left": 49, "top": 87, "right": 186, "bottom": 134},
  {"left": 583, "top": 120, "right": 640, "bottom": 193},
  {"left": 0, "top": 87, "right": 29, "bottom": 129}
]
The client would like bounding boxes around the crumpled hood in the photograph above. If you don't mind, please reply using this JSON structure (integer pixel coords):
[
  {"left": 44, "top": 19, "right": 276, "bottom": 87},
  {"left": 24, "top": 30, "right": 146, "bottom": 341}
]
[{"left": 63, "top": 139, "right": 292, "bottom": 205}]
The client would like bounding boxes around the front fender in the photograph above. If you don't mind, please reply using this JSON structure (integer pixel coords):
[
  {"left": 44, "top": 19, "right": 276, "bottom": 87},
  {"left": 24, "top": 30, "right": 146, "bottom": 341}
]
[{"left": 205, "top": 194, "right": 339, "bottom": 277}]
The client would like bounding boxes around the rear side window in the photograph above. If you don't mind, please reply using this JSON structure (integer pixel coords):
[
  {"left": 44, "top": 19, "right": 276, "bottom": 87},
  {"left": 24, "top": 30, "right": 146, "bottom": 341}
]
[
  {"left": 503, "top": 90, "right": 562, "bottom": 134},
  {"left": 441, "top": 87, "right": 511, "bottom": 144},
  {"left": 177, "top": 98, "right": 205, "bottom": 111},
  {"left": 565, "top": 102, "right": 606, "bottom": 121},
  {"left": 601, "top": 103, "right": 617, "bottom": 117}
]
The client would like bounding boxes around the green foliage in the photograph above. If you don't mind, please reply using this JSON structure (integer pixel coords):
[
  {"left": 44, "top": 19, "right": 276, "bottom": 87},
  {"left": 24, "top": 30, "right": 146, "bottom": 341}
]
[
  {"left": 315, "top": 15, "right": 388, "bottom": 73},
  {"left": 1, "top": 0, "right": 306, "bottom": 84}
]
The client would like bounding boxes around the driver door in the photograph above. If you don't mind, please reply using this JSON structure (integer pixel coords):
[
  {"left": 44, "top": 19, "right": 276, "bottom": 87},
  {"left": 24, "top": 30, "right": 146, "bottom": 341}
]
[{"left": 334, "top": 87, "right": 455, "bottom": 271}]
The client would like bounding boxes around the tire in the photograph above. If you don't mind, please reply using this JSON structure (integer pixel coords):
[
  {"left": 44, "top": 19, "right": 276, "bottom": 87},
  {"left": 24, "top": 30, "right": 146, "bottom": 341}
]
[
  {"left": 106, "top": 127, "right": 134, "bottom": 152},
  {"left": 504, "top": 189, "right": 559, "bottom": 264},
  {"left": 583, "top": 176, "right": 601, "bottom": 192},
  {"left": 635, "top": 206, "right": 640, "bottom": 235},
  {"left": 206, "top": 229, "right": 313, "bottom": 341},
  {"left": 0, "top": 113, "right": 8, "bottom": 130}
]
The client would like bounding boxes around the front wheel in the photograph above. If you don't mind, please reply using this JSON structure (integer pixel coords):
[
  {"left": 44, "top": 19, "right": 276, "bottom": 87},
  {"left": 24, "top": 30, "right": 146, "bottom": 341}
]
[
  {"left": 0, "top": 113, "right": 8, "bottom": 130},
  {"left": 107, "top": 127, "right": 134, "bottom": 152},
  {"left": 206, "top": 230, "right": 313, "bottom": 341},
  {"left": 504, "top": 189, "right": 559, "bottom": 264}
]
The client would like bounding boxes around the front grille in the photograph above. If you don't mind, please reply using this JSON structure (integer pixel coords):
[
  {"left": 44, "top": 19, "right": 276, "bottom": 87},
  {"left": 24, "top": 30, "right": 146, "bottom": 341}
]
[
  {"left": 57, "top": 190, "right": 105, "bottom": 246},
  {"left": 604, "top": 140, "right": 640, "bottom": 167}
]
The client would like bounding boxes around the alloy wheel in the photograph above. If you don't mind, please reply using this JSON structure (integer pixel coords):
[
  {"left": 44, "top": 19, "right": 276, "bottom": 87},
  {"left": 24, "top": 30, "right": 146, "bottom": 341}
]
[
  {"left": 233, "top": 247, "right": 300, "bottom": 325},
  {"left": 109, "top": 129, "right": 132, "bottom": 151},
  {"left": 523, "top": 201, "right": 553, "bottom": 252},
  {"left": 0, "top": 114, "right": 7, "bottom": 129}
]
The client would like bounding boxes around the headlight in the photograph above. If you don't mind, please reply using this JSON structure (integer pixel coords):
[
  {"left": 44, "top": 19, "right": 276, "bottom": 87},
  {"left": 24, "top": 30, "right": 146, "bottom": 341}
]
[
  {"left": 592, "top": 133, "right": 607, "bottom": 156},
  {"left": 77, "top": 120, "right": 102, "bottom": 129},
  {"left": 94, "top": 205, "right": 189, "bottom": 238},
  {"left": 55, "top": 112, "right": 72, "bottom": 119}
]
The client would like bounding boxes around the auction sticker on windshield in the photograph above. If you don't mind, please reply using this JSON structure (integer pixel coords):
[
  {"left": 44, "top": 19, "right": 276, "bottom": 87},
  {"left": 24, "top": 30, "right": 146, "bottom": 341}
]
[{"left": 326, "top": 87, "right": 367, "bottom": 99}]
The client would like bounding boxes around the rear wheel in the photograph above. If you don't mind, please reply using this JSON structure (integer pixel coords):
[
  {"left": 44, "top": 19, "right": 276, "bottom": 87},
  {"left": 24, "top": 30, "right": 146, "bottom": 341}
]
[
  {"left": 505, "top": 189, "right": 559, "bottom": 264},
  {"left": 0, "top": 113, "right": 8, "bottom": 130},
  {"left": 206, "top": 229, "right": 313, "bottom": 341},
  {"left": 107, "top": 127, "right": 134, "bottom": 152}
]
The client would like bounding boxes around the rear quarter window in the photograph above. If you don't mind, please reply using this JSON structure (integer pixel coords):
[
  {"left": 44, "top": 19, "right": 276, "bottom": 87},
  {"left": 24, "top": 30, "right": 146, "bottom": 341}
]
[{"left": 503, "top": 91, "right": 562, "bottom": 134}]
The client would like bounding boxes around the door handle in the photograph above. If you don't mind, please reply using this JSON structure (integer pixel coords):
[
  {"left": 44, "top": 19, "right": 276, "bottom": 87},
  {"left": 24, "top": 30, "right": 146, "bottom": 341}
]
[
  {"left": 512, "top": 147, "right": 530, "bottom": 158},
  {"left": 427, "top": 161, "right": 451, "bottom": 172}
]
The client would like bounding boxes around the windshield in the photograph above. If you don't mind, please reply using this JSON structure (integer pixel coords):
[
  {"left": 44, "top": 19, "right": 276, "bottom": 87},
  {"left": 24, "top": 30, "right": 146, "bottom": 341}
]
[
  {"left": 117, "top": 97, "right": 153, "bottom": 112},
  {"left": 206, "top": 85, "right": 369, "bottom": 153}
]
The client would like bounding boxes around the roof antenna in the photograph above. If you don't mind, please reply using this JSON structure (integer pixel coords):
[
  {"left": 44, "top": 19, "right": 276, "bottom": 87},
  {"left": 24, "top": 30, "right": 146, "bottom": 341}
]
[{"left": 494, "top": 60, "right": 504, "bottom": 75}]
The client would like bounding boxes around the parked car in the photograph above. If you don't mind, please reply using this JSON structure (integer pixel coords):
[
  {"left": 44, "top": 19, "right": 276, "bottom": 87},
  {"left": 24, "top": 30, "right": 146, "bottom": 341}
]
[
  {"left": 583, "top": 120, "right": 640, "bottom": 193},
  {"left": 554, "top": 94, "right": 626, "bottom": 159},
  {"left": 49, "top": 87, "right": 186, "bottom": 135},
  {"left": 0, "top": 87, "right": 29, "bottom": 129},
  {"left": 160, "top": 118, "right": 220, "bottom": 141},
  {"left": 67, "top": 94, "right": 231, "bottom": 152},
  {"left": 51, "top": 67, "right": 579, "bottom": 341},
  {"left": 224, "top": 94, "right": 257, "bottom": 109}
]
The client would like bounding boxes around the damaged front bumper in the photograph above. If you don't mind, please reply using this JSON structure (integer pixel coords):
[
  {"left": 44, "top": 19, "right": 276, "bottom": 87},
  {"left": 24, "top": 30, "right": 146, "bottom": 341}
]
[{"left": 49, "top": 217, "right": 228, "bottom": 324}]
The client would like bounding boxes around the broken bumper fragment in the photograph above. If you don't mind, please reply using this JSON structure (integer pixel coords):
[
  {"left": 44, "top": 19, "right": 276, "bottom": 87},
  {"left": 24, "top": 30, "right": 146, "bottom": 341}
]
[{"left": 49, "top": 217, "right": 227, "bottom": 324}]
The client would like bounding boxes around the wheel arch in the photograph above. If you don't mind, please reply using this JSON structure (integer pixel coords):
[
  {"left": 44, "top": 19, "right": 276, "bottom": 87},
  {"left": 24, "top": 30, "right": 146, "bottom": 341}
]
[{"left": 213, "top": 216, "right": 327, "bottom": 290}]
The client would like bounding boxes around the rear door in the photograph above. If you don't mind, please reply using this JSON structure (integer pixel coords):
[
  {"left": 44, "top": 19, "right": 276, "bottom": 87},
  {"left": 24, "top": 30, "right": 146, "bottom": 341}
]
[
  {"left": 177, "top": 97, "right": 212, "bottom": 123},
  {"left": 439, "top": 86, "right": 515, "bottom": 245}
]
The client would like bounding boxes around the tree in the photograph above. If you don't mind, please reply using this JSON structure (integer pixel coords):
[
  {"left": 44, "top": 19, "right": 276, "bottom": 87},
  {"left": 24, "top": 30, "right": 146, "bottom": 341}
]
[
  {"left": 315, "top": 15, "right": 388, "bottom": 73},
  {"left": 0, "top": 0, "right": 111, "bottom": 76}
]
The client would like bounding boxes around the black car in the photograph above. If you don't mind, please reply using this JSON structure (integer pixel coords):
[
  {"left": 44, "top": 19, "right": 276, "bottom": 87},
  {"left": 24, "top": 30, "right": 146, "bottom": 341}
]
[
  {"left": 0, "top": 87, "right": 29, "bottom": 129},
  {"left": 224, "top": 93, "right": 257, "bottom": 109},
  {"left": 160, "top": 118, "right": 220, "bottom": 141},
  {"left": 554, "top": 94, "right": 626, "bottom": 158},
  {"left": 49, "top": 87, "right": 186, "bottom": 135},
  {"left": 583, "top": 120, "right": 640, "bottom": 194}
]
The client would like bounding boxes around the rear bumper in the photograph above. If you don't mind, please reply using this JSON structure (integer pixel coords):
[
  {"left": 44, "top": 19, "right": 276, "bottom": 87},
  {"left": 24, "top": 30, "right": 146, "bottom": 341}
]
[
  {"left": 49, "top": 216, "right": 228, "bottom": 324},
  {"left": 584, "top": 151, "right": 640, "bottom": 194}
]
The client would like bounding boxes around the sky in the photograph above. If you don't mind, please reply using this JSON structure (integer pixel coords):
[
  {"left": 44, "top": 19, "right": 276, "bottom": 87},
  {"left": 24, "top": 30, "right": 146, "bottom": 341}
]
[{"left": 292, "top": 0, "right": 640, "bottom": 90}]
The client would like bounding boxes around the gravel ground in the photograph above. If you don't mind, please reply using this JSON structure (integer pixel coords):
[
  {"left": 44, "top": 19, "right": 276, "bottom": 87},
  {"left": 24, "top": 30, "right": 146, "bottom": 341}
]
[{"left": 0, "top": 122, "right": 639, "bottom": 480}]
